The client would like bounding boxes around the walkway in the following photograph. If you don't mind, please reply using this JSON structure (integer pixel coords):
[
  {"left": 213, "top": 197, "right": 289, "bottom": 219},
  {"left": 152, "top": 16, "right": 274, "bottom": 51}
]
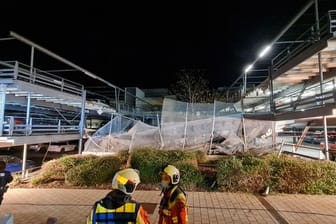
[{"left": 1, "top": 188, "right": 336, "bottom": 223}]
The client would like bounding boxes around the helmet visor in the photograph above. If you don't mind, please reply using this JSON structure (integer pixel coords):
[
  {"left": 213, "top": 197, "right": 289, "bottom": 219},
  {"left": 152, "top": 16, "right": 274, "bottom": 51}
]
[
  {"left": 124, "top": 180, "right": 136, "bottom": 194},
  {"left": 117, "top": 174, "right": 137, "bottom": 194}
]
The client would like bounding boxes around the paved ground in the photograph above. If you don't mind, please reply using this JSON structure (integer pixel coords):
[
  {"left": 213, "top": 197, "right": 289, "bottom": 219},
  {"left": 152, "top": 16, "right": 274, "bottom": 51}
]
[{"left": 1, "top": 188, "right": 336, "bottom": 223}]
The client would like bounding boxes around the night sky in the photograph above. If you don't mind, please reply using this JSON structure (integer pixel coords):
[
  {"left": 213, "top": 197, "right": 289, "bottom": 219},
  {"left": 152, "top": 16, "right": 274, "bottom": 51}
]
[{"left": 0, "top": 1, "right": 335, "bottom": 89}]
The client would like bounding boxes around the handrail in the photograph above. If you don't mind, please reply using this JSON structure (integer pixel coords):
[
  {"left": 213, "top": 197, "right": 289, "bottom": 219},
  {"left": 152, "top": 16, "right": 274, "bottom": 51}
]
[
  {"left": 329, "top": 10, "right": 336, "bottom": 33},
  {"left": 272, "top": 12, "right": 331, "bottom": 70},
  {"left": 2, "top": 116, "right": 80, "bottom": 136},
  {"left": 228, "top": 7, "right": 334, "bottom": 99},
  {"left": 243, "top": 77, "right": 336, "bottom": 113},
  {"left": 0, "top": 60, "right": 82, "bottom": 95}
]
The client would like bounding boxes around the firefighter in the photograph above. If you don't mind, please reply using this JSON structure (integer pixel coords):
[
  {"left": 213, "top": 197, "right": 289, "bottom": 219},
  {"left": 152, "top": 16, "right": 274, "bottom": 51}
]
[
  {"left": 0, "top": 161, "right": 13, "bottom": 206},
  {"left": 159, "top": 165, "right": 188, "bottom": 224},
  {"left": 87, "top": 168, "right": 150, "bottom": 224}
]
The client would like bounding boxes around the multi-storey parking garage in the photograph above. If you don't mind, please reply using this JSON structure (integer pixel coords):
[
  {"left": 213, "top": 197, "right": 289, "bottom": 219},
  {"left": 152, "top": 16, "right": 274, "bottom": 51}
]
[{"left": 0, "top": 0, "right": 335, "bottom": 174}]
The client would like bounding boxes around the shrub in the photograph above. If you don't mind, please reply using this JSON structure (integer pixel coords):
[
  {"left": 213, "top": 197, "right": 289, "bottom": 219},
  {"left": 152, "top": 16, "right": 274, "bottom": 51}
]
[
  {"left": 130, "top": 148, "right": 197, "bottom": 183},
  {"left": 303, "top": 161, "right": 336, "bottom": 194},
  {"left": 29, "top": 149, "right": 336, "bottom": 195},
  {"left": 130, "top": 148, "right": 167, "bottom": 183},
  {"left": 173, "top": 161, "right": 204, "bottom": 190},
  {"left": 116, "top": 150, "right": 130, "bottom": 167},
  {"left": 216, "top": 156, "right": 243, "bottom": 191},
  {"left": 193, "top": 150, "right": 208, "bottom": 164},
  {"left": 216, "top": 153, "right": 336, "bottom": 194},
  {"left": 268, "top": 156, "right": 310, "bottom": 193},
  {"left": 65, "top": 156, "right": 121, "bottom": 186},
  {"left": 31, "top": 157, "right": 76, "bottom": 185},
  {"left": 269, "top": 157, "right": 336, "bottom": 194},
  {"left": 217, "top": 154, "right": 277, "bottom": 193},
  {"left": 32, "top": 154, "right": 120, "bottom": 187},
  {"left": 198, "top": 165, "right": 217, "bottom": 190}
]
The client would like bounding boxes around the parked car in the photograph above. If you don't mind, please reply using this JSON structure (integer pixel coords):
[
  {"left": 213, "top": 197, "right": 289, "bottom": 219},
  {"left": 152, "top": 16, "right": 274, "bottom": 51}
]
[
  {"left": 0, "top": 155, "right": 37, "bottom": 173},
  {"left": 29, "top": 141, "right": 77, "bottom": 153},
  {"left": 29, "top": 144, "right": 48, "bottom": 153},
  {"left": 47, "top": 143, "right": 77, "bottom": 153}
]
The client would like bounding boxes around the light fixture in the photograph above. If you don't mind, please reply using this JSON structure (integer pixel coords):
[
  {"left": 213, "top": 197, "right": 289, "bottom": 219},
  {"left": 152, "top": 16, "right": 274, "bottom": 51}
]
[
  {"left": 258, "top": 45, "right": 271, "bottom": 58},
  {"left": 97, "top": 108, "right": 103, "bottom": 115},
  {"left": 244, "top": 64, "right": 253, "bottom": 73}
]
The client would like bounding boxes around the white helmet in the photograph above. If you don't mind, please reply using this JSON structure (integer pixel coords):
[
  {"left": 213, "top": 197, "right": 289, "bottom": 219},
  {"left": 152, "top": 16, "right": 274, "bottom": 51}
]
[
  {"left": 112, "top": 168, "right": 140, "bottom": 195},
  {"left": 163, "top": 165, "right": 180, "bottom": 185}
]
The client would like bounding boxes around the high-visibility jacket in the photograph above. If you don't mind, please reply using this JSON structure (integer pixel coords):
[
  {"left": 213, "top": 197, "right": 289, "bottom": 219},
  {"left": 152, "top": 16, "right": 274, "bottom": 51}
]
[
  {"left": 159, "top": 185, "right": 188, "bottom": 224},
  {"left": 87, "top": 199, "right": 150, "bottom": 224}
]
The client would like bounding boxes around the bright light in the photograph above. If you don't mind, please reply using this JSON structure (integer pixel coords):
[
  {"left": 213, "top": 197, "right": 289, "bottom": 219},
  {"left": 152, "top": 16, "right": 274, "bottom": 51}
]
[
  {"left": 97, "top": 108, "right": 103, "bottom": 115},
  {"left": 324, "top": 82, "right": 333, "bottom": 91},
  {"left": 244, "top": 64, "right": 253, "bottom": 73},
  {"left": 255, "top": 104, "right": 265, "bottom": 111},
  {"left": 301, "top": 90, "right": 315, "bottom": 98},
  {"left": 258, "top": 45, "right": 271, "bottom": 58}
]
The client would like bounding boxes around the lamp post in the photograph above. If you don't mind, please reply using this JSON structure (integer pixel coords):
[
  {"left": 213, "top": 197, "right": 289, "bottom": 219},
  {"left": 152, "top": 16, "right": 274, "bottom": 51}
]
[
  {"left": 241, "top": 64, "right": 253, "bottom": 151},
  {"left": 240, "top": 44, "right": 271, "bottom": 152}
]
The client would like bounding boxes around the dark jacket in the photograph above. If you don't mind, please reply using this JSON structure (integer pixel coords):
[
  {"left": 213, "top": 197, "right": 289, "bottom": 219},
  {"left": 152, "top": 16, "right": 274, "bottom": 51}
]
[{"left": 0, "top": 171, "right": 13, "bottom": 189}]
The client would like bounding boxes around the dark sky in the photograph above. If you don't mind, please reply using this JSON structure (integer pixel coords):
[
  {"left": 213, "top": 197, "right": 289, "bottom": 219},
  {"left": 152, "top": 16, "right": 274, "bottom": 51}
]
[{"left": 0, "top": 1, "right": 334, "bottom": 89}]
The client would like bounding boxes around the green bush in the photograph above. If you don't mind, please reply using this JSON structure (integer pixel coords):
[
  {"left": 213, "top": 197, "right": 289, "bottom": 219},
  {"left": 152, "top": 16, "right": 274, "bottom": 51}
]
[
  {"left": 130, "top": 148, "right": 167, "bottom": 183},
  {"left": 216, "top": 156, "right": 243, "bottom": 191},
  {"left": 130, "top": 148, "right": 197, "bottom": 183},
  {"left": 192, "top": 150, "right": 208, "bottom": 164},
  {"left": 173, "top": 162, "right": 204, "bottom": 190},
  {"left": 30, "top": 149, "right": 336, "bottom": 195},
  {"left": 32, "top": 154, "right": 121, "bottom": 187},
  {"left": 216, "top": 153, "right": 336, "bottom": 194},
  {"left": 268, "top": 156, "right": 310, "bottom": 193},
  {"left": 271, "top": 158, "right": 336, "bottom": 194},
  {"left": 303, "top": 161, "right": 336, "bottom": 194},
  {"left": 32, "top": 154, "right": 90, "bottom": 185},
  {"left": 116, "top": 150, "right": 130, "bottom": 166},
  {"left": 65, "top": 156, "right": 121, "bottom": 186}
]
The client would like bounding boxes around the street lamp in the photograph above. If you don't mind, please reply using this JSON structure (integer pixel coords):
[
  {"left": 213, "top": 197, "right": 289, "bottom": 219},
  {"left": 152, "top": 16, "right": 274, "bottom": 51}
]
[
  {"left": 244, "top": 64, "right": 253, "bottom": 95},
  {"left": 258, "top": 45, "right": 271, "bottom": 58}
]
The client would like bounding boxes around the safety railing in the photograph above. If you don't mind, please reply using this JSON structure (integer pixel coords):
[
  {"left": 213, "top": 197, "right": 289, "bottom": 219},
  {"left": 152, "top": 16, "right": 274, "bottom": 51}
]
[
  {"left": 2, "top": 116, "right": 79, "bottom": 136},
  {"left": 0, "top": 61, "right": 82, "bottom": 96},
  {"left": 273, "top": 78, "right": 336, "bottom": 113},
  {"left": 243, "top": 77, "right": 336, "bottom": 114},
  {"left": 272, "top": 12, "right": 332, "bottom": 71},
  {"left": 329, "top": 10, "right": 336, "bottom": 34}
]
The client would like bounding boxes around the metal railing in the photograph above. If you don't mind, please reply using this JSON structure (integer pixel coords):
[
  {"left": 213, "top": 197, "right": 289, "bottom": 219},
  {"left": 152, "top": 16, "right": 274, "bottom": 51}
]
[
  {"left": 329, "top": 10, "right": 336, "bottom": 33},
  {"left": 0, "top": 61, "right": 82, "bottom": 96},
  {"left": 272, "top": 12, "right": 332, "bottom": 71},
  {"left": 243, "top": 77, "right": 336, "bottom": 113},
  {"left": 273, "top": 78, "right": 336, "bottom": 113},
  {"left": 2, "top": 116, "right": 79, "bottom": 136}
]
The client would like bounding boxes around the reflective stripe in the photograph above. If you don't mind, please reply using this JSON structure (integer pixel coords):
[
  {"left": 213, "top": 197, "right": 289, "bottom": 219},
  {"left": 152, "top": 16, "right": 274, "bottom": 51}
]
[
  {"left": 93, "top": 201, "right": 139, "bottom": 223},
  {"left": 124, "top": 202, "right": 137, "bottom": 212},
  {"left": 96, "top": 202, "right": 136, "bottom": 213},
  {"left": 162, "top": 209, "right": 171, "bottom": 216},
  {"left": 117, "top": 174, "right": 129, "bottom": 185}
]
